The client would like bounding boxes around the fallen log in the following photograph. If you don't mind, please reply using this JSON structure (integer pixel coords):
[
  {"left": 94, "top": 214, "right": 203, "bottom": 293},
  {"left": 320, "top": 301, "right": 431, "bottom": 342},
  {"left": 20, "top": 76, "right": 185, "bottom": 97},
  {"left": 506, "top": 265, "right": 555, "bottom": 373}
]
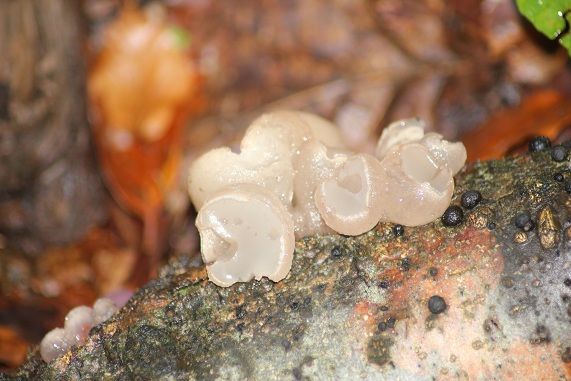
[{"left": 4, "top": 145, "right": 571, "bottom": 380}]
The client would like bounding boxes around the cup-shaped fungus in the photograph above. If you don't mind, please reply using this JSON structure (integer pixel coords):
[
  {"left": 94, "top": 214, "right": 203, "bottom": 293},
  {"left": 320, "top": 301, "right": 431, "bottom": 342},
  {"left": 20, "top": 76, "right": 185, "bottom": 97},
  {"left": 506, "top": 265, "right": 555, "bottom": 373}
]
[
  {"left": 40, "top": 328, "right": 72, "bottom": 364},
  {"left": 378, "top": 143, "right": 454, "bottom": 226},
  {"left": 376, "top": 118, "right": 426, "bottom": 160},
  {"left": 314, "top": 153, "right": 384, "bottom": 236},
  {"left": 291, "top": 140, "right": 349, "bottom": 237},
  {"left": 196, "top": 184, "right": 295, "bottom": 287},
  {"left": 419, "top": 132, "right": 467, "bottom": 175},
  {"left": 188, "top": 111, "right": 346, "bottom": 210},
  {"left": 64, "top": 306, "right": 96, "bottom": 346}
]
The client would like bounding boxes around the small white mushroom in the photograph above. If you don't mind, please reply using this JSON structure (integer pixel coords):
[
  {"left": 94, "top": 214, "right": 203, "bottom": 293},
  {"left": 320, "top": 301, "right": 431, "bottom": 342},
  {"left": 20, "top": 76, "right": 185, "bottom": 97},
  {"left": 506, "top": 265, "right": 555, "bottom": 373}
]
[
  {"left": 375, "top": 118, "right": 426, "bottom": 160},
  {"left": 419, "top": 132, "right": 467, "bottom": 175},
  {"left": 188, "top": 111, "right": 345, "bottom": 211},
  {"left": 315, "top": 153, "right": 384, "bottom": 236},
  {"left": 291, "top": 140, "right": 348, "bottom": 238},
  {"left": 93, "top": 297, "right": 119, "bottom": 325},
  {"left": 64, "top": 306, "right": 95, "bottom": 346},
  {"left": 378, "top": 143, "right": 454, "bottom": 226},
  {"left": 196, "top": 184, "right": 295, "bottom": 287},
  {"left": 40, "top": 328, "right": 72, "bottom": 363}
]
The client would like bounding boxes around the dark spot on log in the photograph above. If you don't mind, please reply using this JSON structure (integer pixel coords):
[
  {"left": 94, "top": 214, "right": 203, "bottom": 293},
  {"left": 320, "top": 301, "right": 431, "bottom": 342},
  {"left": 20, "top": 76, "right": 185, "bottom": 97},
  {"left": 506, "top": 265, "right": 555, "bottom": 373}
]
[
  {"left": 483, "top": 318, "right": 500, "bottom": 334},
  {"left": 562, "top": 347, "right": 571, "bottom": 363},
  {"left": 367, "top": 335, "right": 394, "bottom": 367},
  {"left": 330, "top": 246, "right": 342, "bottom": 257},
  {"left": 529, "top": 324, "right": 551, "bottom": 345},
  {"left": 292, "top": 367, "right": 302, "bottom": 380},
  {"left": 281, "top": 339, "right": 291, "bottom": 352},
  {"left": 378, "top": 281, "right": 389, "bottom": 289},
  {"left": 564, "top": 278, "right": 571, "bottom": 288},
  {"left": 378, "top": 322, "right": 387, "bottom": 332},
  {"left": 236, "top": 305, "right": 246, "bottom": 319},
  {"left": 392, "top": 224, "right": 404, "bottom": 237},
  {"left": 502, "top": 276, "right": 514, "bottom": 288},
  {"left": 400, "top": 258, "right": 411, "bottom": 271},
  {"left": 528, "top": 136, "right": 551, "bottom": 152},
  {"left": 565, "top": 180, "right": 571, "bottom": 194},
  {"left": 551, "top": 145, "right": 569, "bottom": 162},
  {"left": 236, "top": 323, "right": 244, "bottom": 333},
  {"left": 514, "top": 212, "right": 534, "bottom": 232},
  {"left": 428, "top": 295, "right": 447, "bottom": 314},
  {"left": 441, "top": 205, "right": 464, "bottom": 227},
  {"left": 386, "top": 317, "right": 396, "bottom": 328},
  {"left": 461, "top": 190, "right": 482, "bottom": 209},
  {"left": 554, "top": 172, "right": 564, "bottom": 182},
  {"left": 380, "top": 305, "right": 388, "bottom": 312},
  {"left": 487, "top": 221, "right": 496, "bottom": 230},
  {"left": 428, "top": 267, "right": 438, "bottom": 277}
]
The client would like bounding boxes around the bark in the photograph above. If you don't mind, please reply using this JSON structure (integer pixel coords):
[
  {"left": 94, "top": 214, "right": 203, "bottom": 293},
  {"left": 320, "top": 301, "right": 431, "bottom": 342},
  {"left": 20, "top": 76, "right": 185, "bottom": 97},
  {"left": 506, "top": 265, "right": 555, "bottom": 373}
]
[
  {"left": 0, "top": 0, "right": 105, "bottom": 254},
  {"left": 4, "top": 147, "right": 571, "bottom": 380}
]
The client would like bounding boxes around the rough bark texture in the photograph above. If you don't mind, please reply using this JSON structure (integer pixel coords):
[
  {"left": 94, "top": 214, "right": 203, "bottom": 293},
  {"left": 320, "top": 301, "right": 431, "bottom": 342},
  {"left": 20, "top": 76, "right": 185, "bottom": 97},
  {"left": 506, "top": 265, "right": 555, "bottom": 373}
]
[
  {"left": 0, "top": 0, "right": 104, "bottom": 254},
  {"left": 4, "top": 147, "right": 571, "bottom": 380}
]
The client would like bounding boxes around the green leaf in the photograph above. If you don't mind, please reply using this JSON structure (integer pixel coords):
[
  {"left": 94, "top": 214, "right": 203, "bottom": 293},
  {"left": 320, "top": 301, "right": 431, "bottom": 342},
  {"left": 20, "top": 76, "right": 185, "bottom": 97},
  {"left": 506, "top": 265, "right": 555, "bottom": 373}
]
[{"left": 515, "top": 0, "right": 571, "bottom": 56}]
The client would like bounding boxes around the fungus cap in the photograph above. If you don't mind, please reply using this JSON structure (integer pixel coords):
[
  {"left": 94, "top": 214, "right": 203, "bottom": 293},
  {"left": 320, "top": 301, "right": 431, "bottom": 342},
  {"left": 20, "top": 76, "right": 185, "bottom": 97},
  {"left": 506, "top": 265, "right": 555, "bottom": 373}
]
[
  {"left": 419, "top": 132, "right": 467, "bottom": 175},
  {"left": 291, "top": 140, "right": 349, "bottom": 238},
  {"left": 315, "top": 153, "right": 384, "bottom": 236},
  {"left": 378, "top": 143, "right": 454, "bottom": 226},
  {"left": 375, "top": 118, "right": 425, "bottom": 160},
  {"left": 64, "top": 306, "right": 95, "bottom": 346},
  {"left": 40, "top": 328, "right": 72, "bottom": 363},
  {"left": 188, "top": 111, "right": 343, "bottom": 210},
  {"left": 196, "top": 184, "right": 295, "bottom": 287}
]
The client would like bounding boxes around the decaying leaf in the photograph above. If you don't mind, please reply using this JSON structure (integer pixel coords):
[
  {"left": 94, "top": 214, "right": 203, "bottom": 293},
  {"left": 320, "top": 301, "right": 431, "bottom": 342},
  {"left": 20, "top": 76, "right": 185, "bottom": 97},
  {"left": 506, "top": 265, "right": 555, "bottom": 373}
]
[{"left": 88, "top": 5, "right": 202, "bottom": 262}]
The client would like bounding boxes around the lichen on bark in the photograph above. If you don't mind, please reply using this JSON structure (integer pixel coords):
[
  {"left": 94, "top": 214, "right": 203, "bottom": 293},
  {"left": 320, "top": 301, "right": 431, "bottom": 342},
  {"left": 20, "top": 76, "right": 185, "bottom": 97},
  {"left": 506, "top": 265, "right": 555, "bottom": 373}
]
[{"left": 4, "top": 145, "right": 571, "bottom": 380}]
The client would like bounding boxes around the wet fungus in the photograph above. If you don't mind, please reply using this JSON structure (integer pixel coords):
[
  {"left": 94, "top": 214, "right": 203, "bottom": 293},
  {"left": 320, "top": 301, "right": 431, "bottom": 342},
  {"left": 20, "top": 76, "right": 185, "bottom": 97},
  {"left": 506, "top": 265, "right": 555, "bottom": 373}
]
[{"left": 188, "top": 112, "right": 467, "bottom": 287}]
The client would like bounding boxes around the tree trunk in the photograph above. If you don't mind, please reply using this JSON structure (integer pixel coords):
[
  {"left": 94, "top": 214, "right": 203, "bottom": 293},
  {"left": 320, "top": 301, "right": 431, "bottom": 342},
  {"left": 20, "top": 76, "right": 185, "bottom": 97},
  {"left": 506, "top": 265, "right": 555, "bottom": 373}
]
[
  {"left": 4, "top": 147, "right": 571, "bottom": 380},
  {"left": 0, "top": 0, "right": 104, "bottom": 254}
]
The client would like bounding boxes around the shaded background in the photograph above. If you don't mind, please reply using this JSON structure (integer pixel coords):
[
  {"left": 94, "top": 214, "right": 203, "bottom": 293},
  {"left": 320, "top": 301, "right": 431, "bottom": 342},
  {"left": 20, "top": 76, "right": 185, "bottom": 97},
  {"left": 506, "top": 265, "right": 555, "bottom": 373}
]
[{"left": 1, "top": 0, "right": 570, "bottom": 369}]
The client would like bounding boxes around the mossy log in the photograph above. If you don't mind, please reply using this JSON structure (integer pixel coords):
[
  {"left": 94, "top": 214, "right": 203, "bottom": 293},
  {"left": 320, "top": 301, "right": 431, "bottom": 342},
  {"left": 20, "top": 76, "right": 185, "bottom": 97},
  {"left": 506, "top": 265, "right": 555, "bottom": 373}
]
[{"left": 5, "top": 147, "right": 571, "bottom": 380}]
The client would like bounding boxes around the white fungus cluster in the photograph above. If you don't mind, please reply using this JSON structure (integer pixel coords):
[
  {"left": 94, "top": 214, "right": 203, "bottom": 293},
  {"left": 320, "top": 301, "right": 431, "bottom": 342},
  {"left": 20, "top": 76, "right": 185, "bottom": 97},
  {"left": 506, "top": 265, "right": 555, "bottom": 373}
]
[
  {"left": 188, "top": 112, "right": 466, "bottom": 287},
  {"left": 40, "top": 298, "right": 119, "bottom": 363}
]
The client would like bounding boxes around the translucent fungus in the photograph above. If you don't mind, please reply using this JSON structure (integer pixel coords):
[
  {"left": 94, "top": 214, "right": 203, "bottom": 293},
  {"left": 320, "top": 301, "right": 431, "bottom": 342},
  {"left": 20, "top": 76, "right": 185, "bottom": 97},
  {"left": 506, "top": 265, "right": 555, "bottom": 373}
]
[{"left": 196, "top": 184, "right": 295, "bottom": 287}]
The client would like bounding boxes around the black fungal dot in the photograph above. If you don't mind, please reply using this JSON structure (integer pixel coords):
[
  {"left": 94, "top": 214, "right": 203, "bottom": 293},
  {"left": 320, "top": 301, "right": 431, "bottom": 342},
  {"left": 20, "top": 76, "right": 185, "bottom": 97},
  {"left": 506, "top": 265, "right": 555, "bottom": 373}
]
[
  {"left": 565, "top": 180, "right": 571, "bottom": 194},
  {"left": 378, "top": 281, "right": 389, "bottom": 289},
  {"left": 551, "top": 145, "right": 569, "bottom": 162},
  {"left": 441, "top": 206, "right": 464, "bottom": 227},
  {"left": 487, "top": 222, "right": 496, "bottom": 230},
  {"left": 528, "top": 136, "right": 551, "bottom": 152},
  {"left": 236, "top": 323, "right": 244, "bottom": 333},
  {"left": 378, "top": 322, "right": 388, "bottom": 331},
  {"left": 380, "top": 305, "right": 389, "bottom": 312},
  {"left": 235, "top": 305, "right": 246, "bottom": 319},
  {"left": 386, "top": 317, "right": 396, "bottom": 328},
  {"left": 291, "top": 302, "right": 299, "bottom": 311},
  {"left": 514, "top": 212, "right": 530, "bottom": 229},
  {"left": 281, "top": 339, "right": 292, "bottom": 351},
  {"left": 393, "top": 224, "right": 405, "bottom": 237},
  {"left": 400, "top": 258, "right": 411, "bottom": 271},
  {"left": 330, "top": 246, "right": 342, "bottom": 257},
  {"left": 428, "top": 295, "right": 447, "bottom": 314},
  {"left": 554, "top": 172, "right": 564, "bottom": 182},
  {"left": 562, "top": 347, "right": 571, "bottom": 363},
  {"left": 292, "top": 368, "right": 302, "bottom": 380},
  {"left": 564, "top": 278, "right": 571, "bottom": 288},
  {"left": 428, "top": 267, "right": 438, "bottom": 277},
  {"left": 461, "top": 190, "right": 482, "bottom": 209}
]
